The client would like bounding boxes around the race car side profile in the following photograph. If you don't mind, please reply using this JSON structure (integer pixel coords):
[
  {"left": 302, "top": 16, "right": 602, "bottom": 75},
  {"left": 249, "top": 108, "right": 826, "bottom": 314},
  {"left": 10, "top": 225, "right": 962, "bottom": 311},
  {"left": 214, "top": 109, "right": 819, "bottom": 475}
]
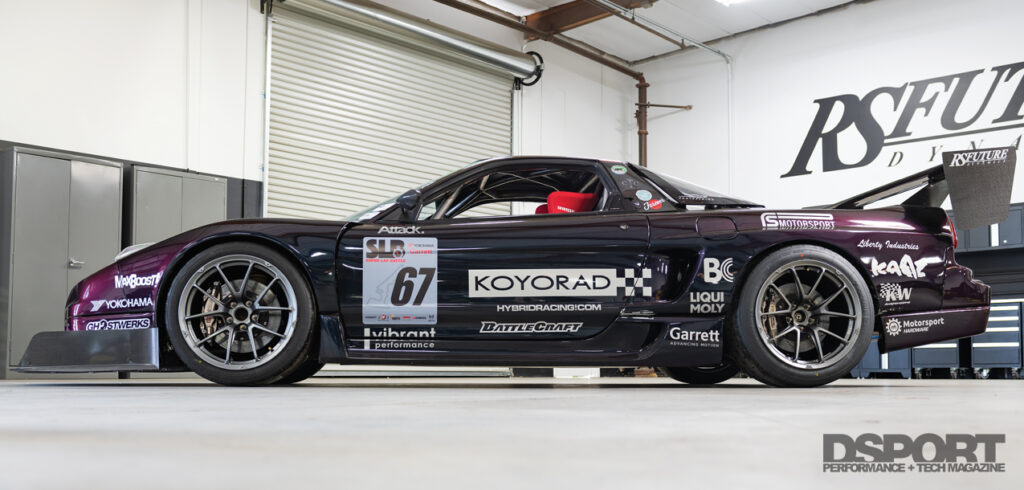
[{"left": 17, "top": 156, "right": 993, "bottom": 387}]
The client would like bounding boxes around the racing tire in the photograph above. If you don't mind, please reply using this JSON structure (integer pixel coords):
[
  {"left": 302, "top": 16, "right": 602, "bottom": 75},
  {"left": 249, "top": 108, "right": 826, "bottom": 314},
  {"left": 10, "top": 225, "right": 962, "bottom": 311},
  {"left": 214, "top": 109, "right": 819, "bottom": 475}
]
[
  {"left": 274, "top": 358, "right": 325, "bottom": 385},
  {"left": 659, "top": 361, "right": 739, "bottom": 385},
  {"left": 165, "top": 242, "right": 316, "bottom": 386},
  {"left": 727, "top": 245, "right": 873, "bottom": 387}
]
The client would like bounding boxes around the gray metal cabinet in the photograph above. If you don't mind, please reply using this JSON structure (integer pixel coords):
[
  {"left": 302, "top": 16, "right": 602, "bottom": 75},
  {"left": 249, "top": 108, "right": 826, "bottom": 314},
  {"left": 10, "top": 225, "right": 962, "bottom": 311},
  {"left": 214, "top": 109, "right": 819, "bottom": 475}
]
[
  {"left": 0, "top": 149, "right": 122, "bottom": 377},
  {"left": 131, "top": 167, "right": 226, "bottom": 245}
]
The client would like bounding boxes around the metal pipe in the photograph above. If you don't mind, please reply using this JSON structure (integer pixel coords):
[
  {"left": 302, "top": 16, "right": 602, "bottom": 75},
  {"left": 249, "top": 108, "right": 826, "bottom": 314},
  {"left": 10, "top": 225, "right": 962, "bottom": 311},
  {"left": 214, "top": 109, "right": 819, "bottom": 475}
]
[
  {"left": 637, "top": 76, "right": 649, "bottom": 167},
  {"left": 278, "top": 0, "right": 542, "bottom": 79},
  {"left": 586, "top": 0, "right": 732, "bottom": 62}
]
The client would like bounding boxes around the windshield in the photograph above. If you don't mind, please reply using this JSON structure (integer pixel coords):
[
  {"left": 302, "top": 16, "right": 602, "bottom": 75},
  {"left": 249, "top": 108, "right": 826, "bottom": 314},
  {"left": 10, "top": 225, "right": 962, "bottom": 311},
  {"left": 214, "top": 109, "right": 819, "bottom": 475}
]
[{"left": 345, "top": 159, "right": 495, "bottom": 222}]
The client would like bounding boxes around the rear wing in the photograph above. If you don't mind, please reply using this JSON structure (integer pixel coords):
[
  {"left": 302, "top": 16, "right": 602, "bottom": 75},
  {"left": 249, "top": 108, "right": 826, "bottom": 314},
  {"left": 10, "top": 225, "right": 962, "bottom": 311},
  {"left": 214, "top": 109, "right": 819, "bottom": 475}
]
[{"left": 812, "top": 147, "right": 1016, "bottom": 231}]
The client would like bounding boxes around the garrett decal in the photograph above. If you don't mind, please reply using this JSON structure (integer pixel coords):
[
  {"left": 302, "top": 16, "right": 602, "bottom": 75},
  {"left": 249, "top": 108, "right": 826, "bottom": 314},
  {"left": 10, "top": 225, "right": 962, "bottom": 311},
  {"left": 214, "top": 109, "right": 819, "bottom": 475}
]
[
  {"left": 878, "top": 283, "right": 913, "bottom": 306},
  {"left": 480, "top": 321, "right": 583, "bottom": 334},
  {"left": 689, "top": 291, "right": 725, "bottom": 314},
  {"left": 468, "top": 269, "right": 652, "bottom": 298},
  {"left": 856, "top": 239, "right": 920, "bottom": 251},
  {"left": 90, "top": 297, "right": 154, "bottom": 312},
  {"left": 862, "top": 254, "right": 929, "bottom": 279},
  {"left": 668, "top": 326, "right": 721, "bottom": 348},
  {"left": 761, "top": 212, "right": 835, "bottom": 230},
  {"left": 363, "top": 327, "right": 436, "bottom": 350},
  {"left": 496, "top": 304, "right": 602, "bottom": 312},
  {"left": 113, "top": 272, "right": 162, "bottom": 289},
  {"left": 702, "top": 258, "right": 735, "bottom": 285},
  {"left": 378, "top": 225, "right": 423, "bottom": 234},
  {"left": 84, "top": 317, "right": 151, "bottom": 331}
]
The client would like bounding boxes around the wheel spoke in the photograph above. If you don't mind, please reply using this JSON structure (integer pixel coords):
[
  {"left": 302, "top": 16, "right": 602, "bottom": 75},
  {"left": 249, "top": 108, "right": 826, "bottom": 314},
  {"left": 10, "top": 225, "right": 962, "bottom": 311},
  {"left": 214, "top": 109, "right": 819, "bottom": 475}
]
[
  {"left": 192, "top": 284, "right": 226, "bottom": 308},
  {"left": 771, "top": 325, "right": 798, "bottom": 343},
  {"left": 791, "top": 267, "right": 805, "bottom": 302},
  {"left": 254, "top": 306, "right": 293, "bottom": 312},
  {"left": 250, "top": 322, "right": 285, "bottom": 339},
  {"left": 215, "top": 264, "right": 237, "bottom": 298},
  {"left": 254, "top": 277, "right": 279, "bottom": 306},
  {"left": 246, "top": 329, "right": 260, "bottom": 361},
  {"left": 819, "top": 285, "right": 847, "bottom": 307},
  {"left": 185, "top": 310, "right": 224, "bottom": 321},
  {"left": 195, "top": 326, "right": 230, "bottom": 347},
  {"left": 239, "top": 261, "right": 255, "bottom": 299},
  {"left": 811, "top": 330, "right": 825, "bottom": 363},
  {"left": 818, "top": 328, "right": 850, "bottom": 344},
  {"left": 807, "top": 268, "right": 826, "bottom": 298},
  {"left": 768, "top": 283, "right": 793, "bottom": 309},
  {"left": 820, "top": 309, "right": 856, "bottom": 319},
  {"left": 792, "top": 328, "right": 801, "bottom": 362},
  {"left": 761, "top": 309, "right": 793, "bottom": 317},
  {"left": 224, "top": 329, "right": 236, "bottom": 364}
]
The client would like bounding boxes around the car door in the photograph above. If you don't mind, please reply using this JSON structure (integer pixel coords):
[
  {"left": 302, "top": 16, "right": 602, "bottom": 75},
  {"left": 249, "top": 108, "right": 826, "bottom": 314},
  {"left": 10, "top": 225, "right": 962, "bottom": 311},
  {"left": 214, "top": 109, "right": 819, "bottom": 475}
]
[{"left": 336, "top": 161, "right": 651, "bottom": 348}]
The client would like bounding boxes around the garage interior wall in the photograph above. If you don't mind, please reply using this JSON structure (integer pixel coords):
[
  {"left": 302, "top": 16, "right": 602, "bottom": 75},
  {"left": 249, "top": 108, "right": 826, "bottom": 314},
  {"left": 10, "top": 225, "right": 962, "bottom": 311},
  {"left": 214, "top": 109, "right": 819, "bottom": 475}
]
[{"left": 642, "top": 0, "right": 1024, "bottom": 209}]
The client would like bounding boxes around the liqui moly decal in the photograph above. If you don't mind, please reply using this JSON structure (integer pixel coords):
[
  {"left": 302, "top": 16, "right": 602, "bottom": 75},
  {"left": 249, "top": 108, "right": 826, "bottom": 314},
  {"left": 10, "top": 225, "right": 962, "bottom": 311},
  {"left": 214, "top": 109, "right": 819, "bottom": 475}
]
[
  {"left": 114, "top": 272, "right": 162, "bottom": 289},
  {"left": 761, "top": 212, "right": 835, "bottom": 230}
]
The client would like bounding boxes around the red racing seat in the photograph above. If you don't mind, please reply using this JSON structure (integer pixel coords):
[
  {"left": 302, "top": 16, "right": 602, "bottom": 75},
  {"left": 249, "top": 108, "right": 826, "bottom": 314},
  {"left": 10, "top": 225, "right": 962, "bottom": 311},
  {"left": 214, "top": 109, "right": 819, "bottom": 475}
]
[
  {"left": 547, "top": 191, "right": 598, "bottom": 214},
  {"left": 535, "top": 204, "right": 549, "bottom": 214}
]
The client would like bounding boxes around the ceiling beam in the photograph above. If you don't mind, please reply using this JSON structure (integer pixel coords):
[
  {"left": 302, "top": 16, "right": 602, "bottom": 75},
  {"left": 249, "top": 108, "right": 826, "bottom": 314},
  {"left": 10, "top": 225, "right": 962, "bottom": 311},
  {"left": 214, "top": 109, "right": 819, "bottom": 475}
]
[{"left": 525, "top": 0, "right": 656, "bottom": 38}]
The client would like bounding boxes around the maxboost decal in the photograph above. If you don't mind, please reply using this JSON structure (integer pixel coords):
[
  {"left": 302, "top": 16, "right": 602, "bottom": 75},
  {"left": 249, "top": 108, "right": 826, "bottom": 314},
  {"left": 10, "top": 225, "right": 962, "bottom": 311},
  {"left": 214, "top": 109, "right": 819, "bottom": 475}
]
[
  {"left": 113, "top": 273, "right": 162, "bottom": 289},
  {"left": 468, "top": 269, "right": 651, "bottom": 298},
  {"left": 363, "top": 237, "right": 438, "bottom": 325},
  {"left": 480, "top": 321, "right": 584, "bottom": 334},
  {"left": 760, "top": 212, "right": 834, "bottom": 230}
]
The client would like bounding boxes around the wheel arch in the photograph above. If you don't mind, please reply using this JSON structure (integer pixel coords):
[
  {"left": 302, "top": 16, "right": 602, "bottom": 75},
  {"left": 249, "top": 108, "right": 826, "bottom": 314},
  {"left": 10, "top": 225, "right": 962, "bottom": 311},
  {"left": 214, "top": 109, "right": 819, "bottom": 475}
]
[{"left": 154, "top": 233, "right": 323, "bottom": 361}]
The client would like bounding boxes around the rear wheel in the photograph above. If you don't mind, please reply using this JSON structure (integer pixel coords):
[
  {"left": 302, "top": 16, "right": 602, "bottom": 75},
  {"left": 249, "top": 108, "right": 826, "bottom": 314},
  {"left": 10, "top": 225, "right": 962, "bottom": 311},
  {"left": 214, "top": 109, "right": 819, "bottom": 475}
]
[
  {"left": 728, "top": 245, "right": 873, "bottom": 387},
  {"left": 165, "top": 242, "right": 316, "bottom": 386},
  {"left": 660, "top": 360, "right": 739, "bottom": 385}
]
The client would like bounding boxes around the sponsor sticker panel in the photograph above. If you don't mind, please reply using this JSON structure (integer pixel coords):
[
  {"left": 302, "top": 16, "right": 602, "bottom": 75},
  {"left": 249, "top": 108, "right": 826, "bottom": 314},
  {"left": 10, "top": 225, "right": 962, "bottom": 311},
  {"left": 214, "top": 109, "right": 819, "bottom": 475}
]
[
  {"left": 468, "top": 268, "right": 652, "bottom": 298},
  {"left": 363, "top": 237, "right": 438, "bottom": 325}
]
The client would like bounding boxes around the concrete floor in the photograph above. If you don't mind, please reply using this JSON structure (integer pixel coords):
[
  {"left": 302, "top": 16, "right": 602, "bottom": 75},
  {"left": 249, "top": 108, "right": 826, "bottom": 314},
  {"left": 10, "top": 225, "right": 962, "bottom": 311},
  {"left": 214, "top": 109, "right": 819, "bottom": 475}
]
[{"left": 0, "top": 377, "right": 1020, "bottom": 490}]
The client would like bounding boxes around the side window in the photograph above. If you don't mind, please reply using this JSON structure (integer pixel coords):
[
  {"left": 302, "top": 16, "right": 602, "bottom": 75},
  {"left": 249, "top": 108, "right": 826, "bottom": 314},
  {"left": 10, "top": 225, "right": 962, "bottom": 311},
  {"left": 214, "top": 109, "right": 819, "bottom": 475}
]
[
  {"left": 604, "top": 162, "right": 674, "bottom": 212},
  {"left": 419, "top": 166, "right": 608, "bottom": 221}
]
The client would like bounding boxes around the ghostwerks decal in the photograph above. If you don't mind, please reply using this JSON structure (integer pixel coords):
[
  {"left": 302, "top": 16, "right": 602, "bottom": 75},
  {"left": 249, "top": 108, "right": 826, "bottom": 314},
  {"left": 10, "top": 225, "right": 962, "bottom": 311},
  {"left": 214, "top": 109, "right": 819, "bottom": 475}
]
[
  {"left": 480, "top": 321, "right": 583, "bottom": 334},
  {"left": 84, "top": 317, "right": 151, "bottom": 331},
  {"left": 468, "top": 269, "right": 652, "bottom": 298},
  {"left": 862, "top": 254, "right": 929, "bottom": 279},
  {"left": 761, "top": 212, "right": 835, "bottom": 230}
]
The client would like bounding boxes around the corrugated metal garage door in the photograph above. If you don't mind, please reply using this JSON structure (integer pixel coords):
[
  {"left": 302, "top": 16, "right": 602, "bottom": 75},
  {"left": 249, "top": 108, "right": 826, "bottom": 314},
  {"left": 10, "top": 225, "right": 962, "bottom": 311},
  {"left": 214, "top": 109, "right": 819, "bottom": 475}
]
[{"left": 266, "top": 6, "right": 514, "bottom": 219}]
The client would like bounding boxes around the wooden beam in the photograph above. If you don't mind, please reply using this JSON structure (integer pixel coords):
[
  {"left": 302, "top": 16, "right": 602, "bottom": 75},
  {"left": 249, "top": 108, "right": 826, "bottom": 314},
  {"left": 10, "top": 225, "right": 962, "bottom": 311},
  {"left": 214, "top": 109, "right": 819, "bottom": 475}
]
[{"left": 525, "top": 0, "right": 655, "bottom": 37}]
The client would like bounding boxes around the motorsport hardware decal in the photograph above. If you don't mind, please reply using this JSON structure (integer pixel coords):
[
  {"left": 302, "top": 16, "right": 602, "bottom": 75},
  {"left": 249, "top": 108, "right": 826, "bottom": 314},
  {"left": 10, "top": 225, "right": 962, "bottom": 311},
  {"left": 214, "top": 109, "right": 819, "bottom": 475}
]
[
  {"left": 90, "top": 297, "right": 154, "bottom": 312},
  {"left": 480, "top": 321, "right": 583, "bottom": 334},
  {"left": 468, "top": 269, "right": 652, "bottom": 298},
  {"left": 84, "top": 317, "right": 151, "bottom": 331},
  {"left": 363, "top": 237, "right": 438, "bottom": 325},
  {"left": 884, "top": 316, "right": 943, "bottom": 337},
  {"left": 761, "top": 212, "right": 835, "bottom": 230}
]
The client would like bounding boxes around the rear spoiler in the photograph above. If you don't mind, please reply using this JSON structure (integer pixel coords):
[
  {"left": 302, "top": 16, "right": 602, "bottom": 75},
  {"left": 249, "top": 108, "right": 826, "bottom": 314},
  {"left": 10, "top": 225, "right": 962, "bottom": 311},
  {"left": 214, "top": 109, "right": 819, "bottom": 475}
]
[{"left": 810, "top": 165, "right": 948, "bottom": 210}]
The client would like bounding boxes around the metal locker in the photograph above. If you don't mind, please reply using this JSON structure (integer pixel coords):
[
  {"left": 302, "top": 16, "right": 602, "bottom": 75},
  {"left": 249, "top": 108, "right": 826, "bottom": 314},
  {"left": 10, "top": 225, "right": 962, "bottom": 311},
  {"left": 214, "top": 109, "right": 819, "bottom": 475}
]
[
  {"left": 997, "top": 206, "right": 1023, "bottom": 248},
  {"left": 131, "top": 166, "right": 226, "bottom": 245}
]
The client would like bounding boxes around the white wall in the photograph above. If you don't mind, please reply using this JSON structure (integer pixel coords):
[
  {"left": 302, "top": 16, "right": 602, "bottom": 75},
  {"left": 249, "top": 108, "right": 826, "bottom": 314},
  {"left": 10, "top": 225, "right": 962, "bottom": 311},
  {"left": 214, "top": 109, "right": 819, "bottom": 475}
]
[
  {"left": 0, "top": 0, "right": 638, "bottom": 179},
  {"left": 0, "top": 0, "right": 266, "bottom": 180},
  {"left": 642, "top": 0, "right": 1024, "bottom": 208}
]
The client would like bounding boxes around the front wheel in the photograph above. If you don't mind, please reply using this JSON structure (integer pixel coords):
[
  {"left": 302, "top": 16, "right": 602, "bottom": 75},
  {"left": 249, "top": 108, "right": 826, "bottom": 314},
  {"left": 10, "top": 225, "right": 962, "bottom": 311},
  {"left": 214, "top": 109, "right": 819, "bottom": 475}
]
[
  {"left": 728, "top": 245, "right": 873, "bottom": 387},
  {"left": 660, "top": 361, "right": 740, "bottom": 385},
  {"left": 165, "top": 242, "right": 317, "bottom": 386}
]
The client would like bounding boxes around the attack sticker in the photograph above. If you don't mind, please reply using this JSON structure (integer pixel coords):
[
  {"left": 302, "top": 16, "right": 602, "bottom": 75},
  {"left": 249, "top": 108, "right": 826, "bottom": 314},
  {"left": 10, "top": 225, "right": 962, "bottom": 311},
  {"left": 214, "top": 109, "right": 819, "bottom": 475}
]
[{"left": 363, "top": 237, "right": 438, "bottom": 325}]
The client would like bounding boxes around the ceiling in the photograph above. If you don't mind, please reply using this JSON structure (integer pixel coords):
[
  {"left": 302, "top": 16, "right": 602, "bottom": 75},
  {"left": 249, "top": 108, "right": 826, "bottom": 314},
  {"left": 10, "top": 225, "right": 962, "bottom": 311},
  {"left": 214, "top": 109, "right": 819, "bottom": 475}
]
[{"left": 480, "top": 0, "right": 855, "bottom": 62}]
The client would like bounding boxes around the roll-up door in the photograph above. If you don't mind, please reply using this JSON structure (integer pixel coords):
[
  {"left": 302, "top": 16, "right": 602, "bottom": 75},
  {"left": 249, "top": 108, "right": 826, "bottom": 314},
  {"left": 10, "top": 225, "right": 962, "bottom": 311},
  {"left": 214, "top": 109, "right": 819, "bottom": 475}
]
[{"left": 266, "top": 4, "right": 515, "bottom": 219}]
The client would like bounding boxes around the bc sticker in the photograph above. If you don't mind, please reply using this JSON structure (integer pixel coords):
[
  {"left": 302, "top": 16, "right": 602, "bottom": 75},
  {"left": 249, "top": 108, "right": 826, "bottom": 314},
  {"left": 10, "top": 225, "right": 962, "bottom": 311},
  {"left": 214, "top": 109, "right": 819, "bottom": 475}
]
[{"left": 363, "top": 237, "right": 438, "bottom": 325}]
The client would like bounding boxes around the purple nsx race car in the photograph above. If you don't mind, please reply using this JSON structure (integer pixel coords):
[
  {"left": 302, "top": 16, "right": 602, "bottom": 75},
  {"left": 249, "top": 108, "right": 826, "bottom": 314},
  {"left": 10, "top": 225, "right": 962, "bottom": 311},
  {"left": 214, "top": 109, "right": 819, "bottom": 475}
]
[{"left": 17, "top": 157, "right": 995, "bottom": 387}]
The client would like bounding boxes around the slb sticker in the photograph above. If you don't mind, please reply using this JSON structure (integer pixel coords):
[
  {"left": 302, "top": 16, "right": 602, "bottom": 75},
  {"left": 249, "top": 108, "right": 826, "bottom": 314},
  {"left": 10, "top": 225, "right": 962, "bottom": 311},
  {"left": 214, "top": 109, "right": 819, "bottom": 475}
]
[{"left": 363, "top": 237, "right": 438, "bottom": 325}]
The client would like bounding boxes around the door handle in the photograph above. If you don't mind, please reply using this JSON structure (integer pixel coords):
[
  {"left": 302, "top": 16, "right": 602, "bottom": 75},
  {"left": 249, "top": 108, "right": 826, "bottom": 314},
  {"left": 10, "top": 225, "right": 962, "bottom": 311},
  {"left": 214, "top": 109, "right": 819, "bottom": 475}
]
[
  {"left": 619, "top": 223, "right": 630, "bottom": 230},
  {"left": 68, "top": 257, "right": 86, "bottom": 268}
]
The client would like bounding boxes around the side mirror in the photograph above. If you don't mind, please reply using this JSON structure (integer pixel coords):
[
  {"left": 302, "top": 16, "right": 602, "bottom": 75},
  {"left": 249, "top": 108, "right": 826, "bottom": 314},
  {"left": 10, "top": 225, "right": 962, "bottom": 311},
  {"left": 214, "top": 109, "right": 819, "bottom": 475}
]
[{"left": 396, "top": 189, "right": 421, "bottom": 212}]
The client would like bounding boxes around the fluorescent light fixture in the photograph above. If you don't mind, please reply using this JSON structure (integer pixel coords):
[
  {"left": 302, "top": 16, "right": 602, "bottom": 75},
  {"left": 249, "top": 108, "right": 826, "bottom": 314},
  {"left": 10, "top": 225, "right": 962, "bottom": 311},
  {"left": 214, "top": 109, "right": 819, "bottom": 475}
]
[{"left": 715, "top": 0, "right": 750, "bottom": 6}]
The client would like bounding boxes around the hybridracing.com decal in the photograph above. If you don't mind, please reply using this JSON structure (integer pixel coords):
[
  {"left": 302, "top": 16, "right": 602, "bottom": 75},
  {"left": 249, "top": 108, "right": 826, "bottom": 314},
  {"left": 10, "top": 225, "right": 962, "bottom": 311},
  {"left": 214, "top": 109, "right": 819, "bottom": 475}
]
[
  {"left": 84, "top": 317, "right": 151, "bottom": 331},
  {"left": 363, "top": 237, "right": 438, "bottom": 325},
  {"left": 496, "top": 304, "right": 602, "bottom": 312},
  {"left": 467, "top": 269, "right": 652, "bottom": 298}
]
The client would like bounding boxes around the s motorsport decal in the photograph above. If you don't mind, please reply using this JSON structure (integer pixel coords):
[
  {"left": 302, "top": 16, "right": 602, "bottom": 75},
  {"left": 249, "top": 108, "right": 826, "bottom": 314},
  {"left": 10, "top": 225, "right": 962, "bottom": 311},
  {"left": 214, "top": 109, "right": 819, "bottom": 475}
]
[
  {"left": 468, "top": 269, "right": 652, "bottom": 298},
  {"left": 480, "top": 321, "right": 583, "bottom": 334},
  {"left": 885, "top": 316, "right": 944, "bottom": 337},
  {"left": 879, "top": 283, "right": 913, "bottom": 306},
  {"left": 862, "top": 254, "right": 930, "bottom": 279},
  {"left": 84, "top": 317, "right": 151, "bottom": 331},
  {"left": 668, "top": 326, "right": 722, "bottom": 348},
  {"left": 496, "top": 304, "right": 602, "bottom": 312},
  {"left": 90, "top": 297, "right": 154, "bottom": 312},
  {"left": 363, "top": 238, "right": 437, "bottom": 325},
  {"left": 363, "top": 327, "right": 435, "bottom": 350},
  {"left": 760, "top": 212, "right": 834, "bottom": 230},
  {"left": 378, "top": 225, "right": 423, "bottom": 235},
  {"left": 689, "top": 291, "right": 725, "bottom": 314},
  {"left": 702, "top": 258, "right": 735, "bottom": 285},
  {"left": 114, "top": 272, "right": 162, "bottom": 289}
]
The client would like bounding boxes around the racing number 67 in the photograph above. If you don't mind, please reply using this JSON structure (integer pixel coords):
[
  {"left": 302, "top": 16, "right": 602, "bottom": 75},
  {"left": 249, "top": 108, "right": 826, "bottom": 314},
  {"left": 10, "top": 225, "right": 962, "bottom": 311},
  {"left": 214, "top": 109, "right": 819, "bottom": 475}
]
[{"left": 391, "top": 267, "right": 436, "bottom": 306}]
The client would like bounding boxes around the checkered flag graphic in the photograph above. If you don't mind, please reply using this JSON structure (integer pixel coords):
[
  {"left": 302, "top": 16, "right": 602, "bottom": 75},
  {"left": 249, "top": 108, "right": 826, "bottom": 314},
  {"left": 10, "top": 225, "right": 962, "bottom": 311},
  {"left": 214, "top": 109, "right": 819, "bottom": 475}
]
[{"left": 618, "top": 268, "right": 653, "bottom": 297}]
